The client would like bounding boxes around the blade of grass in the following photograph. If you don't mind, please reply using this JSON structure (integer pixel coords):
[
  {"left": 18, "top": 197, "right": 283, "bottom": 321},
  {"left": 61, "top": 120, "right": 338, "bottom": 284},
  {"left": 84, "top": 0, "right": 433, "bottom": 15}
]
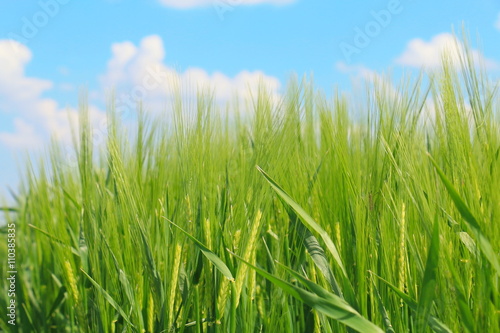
[
  {"left": 371, "top": 273, "right": 452, "bottom": 333},
  {"left": 45, "top": 286, "right": 67, "bottom": 324},
  {"left": 257, "top": 166, "right": 359, "bottom": 310},
  {"left": 230, "top": 251, "right": 384, "bottom": 333},
  {"left": 449, "top": 264, "right": 476, "bottom": 333},
  {"left": 28, "top": 224, "right": 77, "bottom": 253},
  {"left": 137, "top": 221, "right": 164, "bottom": 305},
  {"left": 256, "top": 166, "right": 347, "bottom": 279},
  {"left": 371, "top": 279, "right": 395, "bottom": 333},
  {"left": 100, "top": 230, "right": 143, "bottom": 328},
  {"left": 417, "top": 216, "right": 440, "bottom": 332},
  {"left": 81, "top": 269, "right": 136, "bottom": 328},
  {"left": 167, "top": 219, "right": 234, "bottom": 281},
  {"left": 428, "top": 153, "right": 500, "bottom": 275}
]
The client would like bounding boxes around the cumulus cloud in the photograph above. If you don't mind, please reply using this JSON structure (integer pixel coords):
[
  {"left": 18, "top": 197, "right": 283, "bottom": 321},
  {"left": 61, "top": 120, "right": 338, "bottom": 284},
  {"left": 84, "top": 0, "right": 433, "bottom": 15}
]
[
  {"left": 0, "top": 35, "right": 281, "bottom": 151},
  {"left": 0, "top": 118, "right": 40, "bottom": 149},
  {"left": 157, "top": 0, "right": 294, "bottom": 9},
  {"left": 99, "top": 35, "right": 282, "bottom": 114},
  {"left": 0, "top": 40, "right": 105, "bottom": 150},
  {"left": 395, "top": 33, "right": 499, "bottom": 70},
  {"left": 0, "top": 41, "right": 52, "bottom": 113}
]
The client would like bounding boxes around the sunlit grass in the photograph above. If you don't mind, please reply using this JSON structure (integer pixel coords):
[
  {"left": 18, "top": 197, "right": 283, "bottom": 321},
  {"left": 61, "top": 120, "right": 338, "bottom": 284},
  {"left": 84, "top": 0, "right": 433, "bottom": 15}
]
[{"left": 0, "top": 47, "right": 499, "bottom": 332}]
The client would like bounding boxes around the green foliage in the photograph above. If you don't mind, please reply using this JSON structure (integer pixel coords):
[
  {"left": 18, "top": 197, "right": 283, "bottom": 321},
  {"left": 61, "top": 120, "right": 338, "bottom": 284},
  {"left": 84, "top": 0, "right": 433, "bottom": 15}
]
[{"left": 1, "top": 45, "right": 500, "bottom": 332}]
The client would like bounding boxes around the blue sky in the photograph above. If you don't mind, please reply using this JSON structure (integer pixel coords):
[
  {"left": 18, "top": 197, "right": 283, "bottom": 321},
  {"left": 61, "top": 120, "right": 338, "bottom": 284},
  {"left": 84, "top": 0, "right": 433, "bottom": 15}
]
[{"left": 1, "top": 0, "right": 500, "bottom": 202}]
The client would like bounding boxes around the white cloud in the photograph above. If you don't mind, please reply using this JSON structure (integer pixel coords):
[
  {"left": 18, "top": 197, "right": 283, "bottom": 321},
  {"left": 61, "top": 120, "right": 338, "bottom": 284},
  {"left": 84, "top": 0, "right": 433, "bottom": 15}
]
[
  {"left": 99, "top": 35, "right": 282, "bottom": 114},
  {"left": 0, "top": 118, "right": 41, "bottom": 149},
  {"left": 395, "top": 33, "right": 499, "bottom": 70},
  {"left": 0, "top": 35, "right": 281, "bottom": 151},
  {"left": 158, "top": 0, "right": 294, "bottom": 9},
  {"left": 0, "top": 42, "right": 52, "bottom": 112},
  {"left": 496, "top": 13, "right": 500, "bottom": 30},
  {"left": 0, "top": 40, "right": 105, "bottom": 150}
]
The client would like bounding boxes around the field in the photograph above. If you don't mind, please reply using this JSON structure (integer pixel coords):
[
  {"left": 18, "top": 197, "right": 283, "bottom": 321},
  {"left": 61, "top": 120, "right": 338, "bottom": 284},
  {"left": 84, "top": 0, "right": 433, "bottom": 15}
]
[{"left": 1, "top": 52, "right": 499, "bottom": 332}]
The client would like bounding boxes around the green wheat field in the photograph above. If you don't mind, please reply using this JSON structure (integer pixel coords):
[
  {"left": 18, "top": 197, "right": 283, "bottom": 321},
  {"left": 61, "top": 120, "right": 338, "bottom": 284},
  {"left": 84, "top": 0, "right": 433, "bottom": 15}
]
[{"left": 1, "top": 47, "right": 499, "bottom": 332}]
